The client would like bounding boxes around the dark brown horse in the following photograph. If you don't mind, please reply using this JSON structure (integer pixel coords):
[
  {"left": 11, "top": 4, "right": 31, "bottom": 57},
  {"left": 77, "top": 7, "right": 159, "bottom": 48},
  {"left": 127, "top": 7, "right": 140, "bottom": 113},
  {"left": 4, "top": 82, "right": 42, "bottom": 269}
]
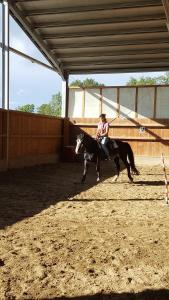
[{"left": 75, "top": 133, "right": 139, "bottom": 183}]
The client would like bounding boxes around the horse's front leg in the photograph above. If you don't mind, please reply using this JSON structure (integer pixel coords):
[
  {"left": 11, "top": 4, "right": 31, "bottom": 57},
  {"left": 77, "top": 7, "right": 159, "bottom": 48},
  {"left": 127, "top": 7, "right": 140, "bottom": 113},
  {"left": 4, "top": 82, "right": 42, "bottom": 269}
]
[
  {"left": 81, "top": 159, "right": 89, "bottom": 183},
  {"left": 96, "top": 156, "right": 100, "bottom": 182}
]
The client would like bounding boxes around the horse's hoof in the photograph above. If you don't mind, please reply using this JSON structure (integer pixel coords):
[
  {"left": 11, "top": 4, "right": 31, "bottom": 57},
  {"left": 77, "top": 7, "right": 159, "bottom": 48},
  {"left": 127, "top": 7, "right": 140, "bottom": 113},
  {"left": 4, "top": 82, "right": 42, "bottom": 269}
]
[
  {"left": 97, "top": 178, "right": 100, "bottom": 182},
  {"left": 129, "top": 178, "right": 133, "bottom": 183},
  {"left": 112, "top": 175, "right": 118, "bottom": 182},
  {"left": 132, "top": 169, "right": 140, "bottom": 175}
]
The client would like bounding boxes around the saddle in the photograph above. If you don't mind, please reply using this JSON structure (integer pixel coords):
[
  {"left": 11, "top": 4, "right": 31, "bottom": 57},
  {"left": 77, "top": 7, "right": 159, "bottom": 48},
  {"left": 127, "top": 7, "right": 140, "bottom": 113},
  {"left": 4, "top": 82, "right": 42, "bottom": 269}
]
[
  {"left": 97, "top": 138, "right": 118, "bottom": 160},
  {"left": 97, "top": 137, "right": 118, "bottom": 150}
]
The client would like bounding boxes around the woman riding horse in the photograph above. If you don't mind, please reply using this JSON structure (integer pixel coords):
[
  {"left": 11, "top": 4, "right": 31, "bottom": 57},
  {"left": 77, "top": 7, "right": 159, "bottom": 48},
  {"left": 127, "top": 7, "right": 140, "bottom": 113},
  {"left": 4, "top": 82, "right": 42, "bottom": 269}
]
[{"left": 96, "top": 114, "right": 118, "bottom": 160}]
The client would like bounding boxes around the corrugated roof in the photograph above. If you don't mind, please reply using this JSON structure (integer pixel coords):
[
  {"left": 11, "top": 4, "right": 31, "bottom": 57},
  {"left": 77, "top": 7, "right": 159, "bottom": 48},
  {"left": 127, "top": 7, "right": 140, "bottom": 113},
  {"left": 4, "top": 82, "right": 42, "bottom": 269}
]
[{"left": 9, "top": 0, "right": 169, "bottom": 79}]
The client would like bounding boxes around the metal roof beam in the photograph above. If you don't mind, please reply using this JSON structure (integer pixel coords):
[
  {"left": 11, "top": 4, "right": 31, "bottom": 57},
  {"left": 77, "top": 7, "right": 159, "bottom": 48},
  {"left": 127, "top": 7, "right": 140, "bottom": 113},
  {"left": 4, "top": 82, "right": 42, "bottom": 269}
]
[
  {"left": 35, "top": 17, "right": 166, "bottom": 29},
  {"left": 63, "top": 58, "right": 169, "bottom": 69},
  {"left": 69, "top": 66, "right": 169, "bottom": 74},
  {"left": 8, "top": 1, "right": 66, "bottom": 79},
  {"left": 37, "top": 19, "right": 166, "bottom": 39},
  {"left": 52, "top": 43, "right": 169, "bottom": 57},
  {"left": 33, "top": 6, "right": 164, "bottom": 28},
  {"left": 61, "top": 52, "right": 169, "bottom": 64},
  {"left": 49, "top": 34, "right": 169, "bottom": 50},
  {"left": 162, "top": 0, "right": 169, "bottom": 31},
  {"left": 23, "top": 1, "right": 161, "bottom": 16},
  {"left": 66, "top": 61, "right": 169, "bottom": 71},
  {"left": 42, "top": 28, "right": 166, "bottom": 40},
  {"left": 0, "top": 42, "right": 56, "bottom": 72},
  {"left": 46, "top": 31, "right": 169, "bottom": 46}
]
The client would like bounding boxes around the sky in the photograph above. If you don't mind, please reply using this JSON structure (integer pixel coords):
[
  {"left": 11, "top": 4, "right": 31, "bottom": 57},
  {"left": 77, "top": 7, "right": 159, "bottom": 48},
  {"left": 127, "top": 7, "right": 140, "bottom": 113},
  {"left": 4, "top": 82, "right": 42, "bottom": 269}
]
[{"left": 0, "top": 3, "right": 167, "bottom": 110}]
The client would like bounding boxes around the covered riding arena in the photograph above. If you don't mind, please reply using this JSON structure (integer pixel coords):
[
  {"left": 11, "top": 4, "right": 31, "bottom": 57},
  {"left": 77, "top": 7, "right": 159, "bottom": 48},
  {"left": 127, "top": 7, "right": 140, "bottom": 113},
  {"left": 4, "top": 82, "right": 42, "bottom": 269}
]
[{"left": 1, "top": 1, "right": 169, "bottom": 299}]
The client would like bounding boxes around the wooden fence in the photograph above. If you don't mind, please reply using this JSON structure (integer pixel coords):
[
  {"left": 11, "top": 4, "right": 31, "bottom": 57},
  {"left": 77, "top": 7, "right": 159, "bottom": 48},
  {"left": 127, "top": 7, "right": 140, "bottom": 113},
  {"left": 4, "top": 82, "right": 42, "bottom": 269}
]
[
  {"left": 65, "top": 118, "right": 169, "bottom": 157},
  {"left": 0, "top": 109, "right": 63, "bottom": 170},
  {"left": 1, "top": 108, "right": 169, "bottom": 170}
]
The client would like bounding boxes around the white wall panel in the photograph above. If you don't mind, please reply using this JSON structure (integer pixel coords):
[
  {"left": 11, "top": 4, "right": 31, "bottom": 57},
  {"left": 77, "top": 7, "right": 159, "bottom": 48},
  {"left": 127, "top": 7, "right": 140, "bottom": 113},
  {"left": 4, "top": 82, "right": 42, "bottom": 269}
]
[
  {"left": 84, "top": 89, "right": 100, "bottom": 117},
  {"left": 102, "top": 88, "right": 117, "bottom": 117},
  {"left": 156, "top": 87, "right": 169, "bottom": 118},
  {"left": 68, "top": 86, "right": 169, "bottom": 119},
  {"left": 68, "top": 89, "right": 83, "bottom": 117},
  {"left": 119, "top": 88, "right": 136, "bottom": 118},
  {"left": 137, "top": 87, "right": 154, "bottom": 118}
]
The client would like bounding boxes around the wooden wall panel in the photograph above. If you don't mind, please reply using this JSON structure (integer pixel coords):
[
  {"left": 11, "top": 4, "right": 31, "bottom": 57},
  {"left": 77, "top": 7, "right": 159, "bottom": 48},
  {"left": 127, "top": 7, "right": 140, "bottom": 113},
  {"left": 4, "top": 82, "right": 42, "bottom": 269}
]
[
  {"left": 0, "top": 109, "right": 63, "bottom": 169},
  {"left": 0, "top": 109, "right": 7, "bottom": 161}
]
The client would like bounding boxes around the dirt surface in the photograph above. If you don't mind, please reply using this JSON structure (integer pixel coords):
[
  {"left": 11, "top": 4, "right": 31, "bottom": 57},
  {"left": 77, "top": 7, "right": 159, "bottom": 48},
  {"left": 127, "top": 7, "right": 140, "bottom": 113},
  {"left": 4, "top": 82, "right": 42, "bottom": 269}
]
[{"left": 0, "top": 162, "right": 169, "bottom": 300}]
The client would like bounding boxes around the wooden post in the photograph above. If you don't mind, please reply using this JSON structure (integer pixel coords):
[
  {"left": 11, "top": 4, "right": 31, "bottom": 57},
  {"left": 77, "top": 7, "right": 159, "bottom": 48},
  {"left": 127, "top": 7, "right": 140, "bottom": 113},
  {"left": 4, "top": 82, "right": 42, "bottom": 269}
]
[
  {"left": 61, "top": 74, "right": 69, "bottom": 118},
  {"left": 135, "top": 87, "right": 138, "bottom": 118},
  {"left": 153, "top": 86, "right": 157, "bottom": 118},
  {"left": 82, "top": 88, "right": 85, "bottom": 117},
  {"left": 63, "top": 118, "right": 70, "bottom": 147},
  {"left": 100, "top": 88, "right": 103, "bottom": 115},
  {"left": 117, "top": 87, "right": 120, "bottom": 117}
]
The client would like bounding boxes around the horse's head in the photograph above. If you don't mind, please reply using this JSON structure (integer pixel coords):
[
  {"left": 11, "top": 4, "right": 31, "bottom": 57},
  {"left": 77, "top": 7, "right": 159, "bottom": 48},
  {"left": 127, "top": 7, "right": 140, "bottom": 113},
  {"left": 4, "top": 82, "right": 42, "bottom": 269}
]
[{"left": 75, "top": 133, "right": 85, "bottom": 154}]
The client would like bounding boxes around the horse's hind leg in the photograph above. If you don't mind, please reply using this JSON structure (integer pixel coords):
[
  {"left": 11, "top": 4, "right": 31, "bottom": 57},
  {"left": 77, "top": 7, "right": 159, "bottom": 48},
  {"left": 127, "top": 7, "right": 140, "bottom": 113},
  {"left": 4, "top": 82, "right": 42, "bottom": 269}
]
[
  {"left": 112, "top": 156, "right": 120, "bottom": 182},
  {"left": 81, "top": 159, "right": 89, "bottom": 183},
  {"left": 96, "top": 156, "right": 100, "bottom": 182},
  {"left": 121, "top": 154, "right": 133, "bottom": 183}
]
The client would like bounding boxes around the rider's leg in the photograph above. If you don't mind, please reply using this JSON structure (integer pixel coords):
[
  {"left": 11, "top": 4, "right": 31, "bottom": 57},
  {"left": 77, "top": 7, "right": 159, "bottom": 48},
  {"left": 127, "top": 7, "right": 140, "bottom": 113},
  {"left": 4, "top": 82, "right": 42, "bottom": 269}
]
[{"left": 101, "top": 137, "right": 111, "bottom": 159}]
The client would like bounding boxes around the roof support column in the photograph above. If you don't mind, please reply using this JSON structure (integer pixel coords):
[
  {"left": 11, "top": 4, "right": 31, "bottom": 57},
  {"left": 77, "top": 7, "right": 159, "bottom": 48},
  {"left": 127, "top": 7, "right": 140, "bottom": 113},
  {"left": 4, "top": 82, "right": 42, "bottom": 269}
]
[
  {"left": 2, "top": 0, "right": 9, "bottom": 110},
  {"left": 61, "top": 74, "right": 69, "bottom": 118},
  {"left": 162, "top": 0, "right": 169, "bottom": 30}
]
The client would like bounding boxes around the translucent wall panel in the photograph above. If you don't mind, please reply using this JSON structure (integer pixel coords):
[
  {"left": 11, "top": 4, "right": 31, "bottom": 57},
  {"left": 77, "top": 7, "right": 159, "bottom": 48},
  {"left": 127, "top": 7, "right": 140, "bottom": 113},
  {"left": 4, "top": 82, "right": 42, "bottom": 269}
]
[
  {"left": 156, "top": 86, "right": 169, "bottom": 118},
  {"left": 102, "top": 88, "right": 117, "bottom": 117},
  {"left": 119, "top": 87, "right": 136, "bottom": 118},
  {"left": 84, "top": 89, "right": 100, "bottom": 117},
  {"left": 68, "top": 89, "right": 83, "bottom": 117},
  {"left": 137, "top": 87, "right": 154, "bottom": 118}
]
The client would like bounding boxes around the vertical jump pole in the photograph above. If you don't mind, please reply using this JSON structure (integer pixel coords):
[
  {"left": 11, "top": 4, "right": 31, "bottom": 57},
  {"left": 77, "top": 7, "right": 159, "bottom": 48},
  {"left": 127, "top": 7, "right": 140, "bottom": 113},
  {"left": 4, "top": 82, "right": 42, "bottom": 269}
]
[{"left": 161, "top": 153, "right": 168, "bottom": 205}]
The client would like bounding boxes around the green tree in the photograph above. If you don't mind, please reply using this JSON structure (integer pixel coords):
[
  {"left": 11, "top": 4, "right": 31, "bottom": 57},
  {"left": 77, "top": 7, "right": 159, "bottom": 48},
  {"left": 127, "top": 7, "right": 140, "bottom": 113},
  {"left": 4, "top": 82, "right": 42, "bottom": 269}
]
[
  {"left": 70, "top": 78, "right": 105, "bottom": 88},
  {"left": 17, "top": 104, "right": 35, "bottom": 113},
  {"left": 37, "top": 103, "right": 52, "bottom": 115},
  {"left": 37, "top": 92, "right": 62, "bottom": 117},
  {"left": 126, "top": 72, "right": 169, "bottom": 86},
  {"left": 127, "top": 76, "right": 158, "bottom": 86},
  {"left": 156, "top": 72, "right": 169, "bottom": 84}
]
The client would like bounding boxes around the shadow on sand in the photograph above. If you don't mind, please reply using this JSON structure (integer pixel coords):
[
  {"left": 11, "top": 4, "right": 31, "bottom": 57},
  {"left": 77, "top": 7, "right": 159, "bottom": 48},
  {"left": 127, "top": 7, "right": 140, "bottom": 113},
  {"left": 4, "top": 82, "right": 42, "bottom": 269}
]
[{"left": 42, "top": 288, "right": 169, "bottom": 300}]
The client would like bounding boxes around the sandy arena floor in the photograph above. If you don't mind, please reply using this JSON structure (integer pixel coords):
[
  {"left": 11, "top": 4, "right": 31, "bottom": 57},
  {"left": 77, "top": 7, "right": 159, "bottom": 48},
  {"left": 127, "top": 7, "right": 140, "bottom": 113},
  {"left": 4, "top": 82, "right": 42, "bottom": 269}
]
[{"left": 0, "top": 162, "right": 169, "bottom": 300}]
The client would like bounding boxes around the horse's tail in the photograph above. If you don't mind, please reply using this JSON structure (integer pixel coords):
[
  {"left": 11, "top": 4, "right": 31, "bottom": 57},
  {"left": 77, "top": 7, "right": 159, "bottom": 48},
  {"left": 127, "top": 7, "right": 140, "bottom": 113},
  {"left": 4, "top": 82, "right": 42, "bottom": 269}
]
[{"left": 126, "top": 143, "right": 140, "bottom": 175}]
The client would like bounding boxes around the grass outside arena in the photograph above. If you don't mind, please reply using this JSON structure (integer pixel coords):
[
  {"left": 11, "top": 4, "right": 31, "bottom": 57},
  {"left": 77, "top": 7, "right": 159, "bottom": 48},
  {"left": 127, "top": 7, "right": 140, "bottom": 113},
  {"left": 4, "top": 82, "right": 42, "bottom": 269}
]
[{"left": 0, "top": 162, "right": 169, "bottom": 300}]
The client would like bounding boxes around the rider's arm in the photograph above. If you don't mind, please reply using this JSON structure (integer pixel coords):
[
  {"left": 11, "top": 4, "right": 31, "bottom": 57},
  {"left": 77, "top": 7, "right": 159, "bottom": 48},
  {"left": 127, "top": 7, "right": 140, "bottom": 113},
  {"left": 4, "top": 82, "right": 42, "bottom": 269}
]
[{"left": 96, "top": 125, "right": 101, "bottom": 137}]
